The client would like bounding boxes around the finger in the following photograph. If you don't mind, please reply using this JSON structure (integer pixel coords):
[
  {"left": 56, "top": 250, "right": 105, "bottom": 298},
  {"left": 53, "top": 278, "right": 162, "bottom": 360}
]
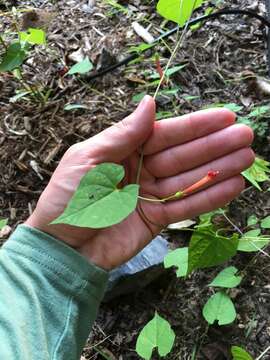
[
  {"left": 143, "top": 108, "right": 236, "bottom": 155},
  {"left": 151, "top": 176, "right": 245, "bottom": 225},
  {"left": 148, "top": 148, "right": 254, "bottom": 198},
  {"left": 145, "top": 124, "right": 254, "bottom": 178},
  {"left": 78, "top": 95, "right": 156, "bottom": 162}
]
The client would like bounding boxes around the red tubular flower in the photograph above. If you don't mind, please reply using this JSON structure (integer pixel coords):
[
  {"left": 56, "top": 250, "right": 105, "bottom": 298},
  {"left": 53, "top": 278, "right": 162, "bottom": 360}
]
[{"left": 182, "top": 171, "right": 219, "bottom": 196}]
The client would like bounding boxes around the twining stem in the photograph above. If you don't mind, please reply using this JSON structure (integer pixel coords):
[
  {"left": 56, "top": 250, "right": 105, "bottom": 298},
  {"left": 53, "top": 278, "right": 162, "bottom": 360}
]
[{"left": 135, "top": 0, "right": 198, "bottom": 185}]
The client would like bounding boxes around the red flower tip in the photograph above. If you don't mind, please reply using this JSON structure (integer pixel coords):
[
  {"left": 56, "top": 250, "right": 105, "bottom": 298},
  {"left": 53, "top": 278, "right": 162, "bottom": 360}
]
[{"left": 207, "top": 170, "right": 219, "bottom": 179}]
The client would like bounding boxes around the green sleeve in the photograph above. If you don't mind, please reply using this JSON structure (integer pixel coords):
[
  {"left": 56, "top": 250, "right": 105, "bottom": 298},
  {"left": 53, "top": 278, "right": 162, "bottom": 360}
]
[{"left": 0, "top": 225, "right": 109, "bottom": 360}]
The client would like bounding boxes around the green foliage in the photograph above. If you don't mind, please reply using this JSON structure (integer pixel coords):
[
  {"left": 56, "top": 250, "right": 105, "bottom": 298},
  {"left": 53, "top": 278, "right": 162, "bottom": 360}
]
[
  {"left": 164, "top": 247, "right": 188, "bottom": 277},
  {"left": 0, "top": 218, "right": 8, "bottom": 230},
  {"left": 196, "top": 209, "right": 222, "bottom": 229},
  {"left": 105, "top": 0, "right": 129, "bottom": 15},
  {"left": 206, "top": 103, "right": 269, "bottom": 137},
  {"left": 156, "top": 111, "right": 174, "bottom": 120},
  {"left": 237, "top": 229, "right": 270, "bottom": 252},
  {"left": 187, "top": 229, "right": 239, "bottom": 274},
  {"left": 157, "top": 0, "right": 204, "bottom": 26},
  {"left": 209, "top": 266, "right": 242, "bottom": 288},
  {"left": 0, "top": 43, "right": 26, "bottom": 72},
  {"left": 203, "top": 291, "right": 236, "bottom": 325},
  {"left": 136, "top": 312, "right": 175, "bottom": 360},
  {"left": 261, "top": 215, "right": 270, "bottom": 229},
  {"left": 237, "top": 105, "right": 270, "bottom": 137},
  {"left": 52, "top": 163, "right": 139, "bottom": 229},
  {"left": 242, "top": 157, "right": 270, "bottom": 191},
  {"left": 223, "top": 103, "right": 244, "bottom": 112},
  {"left": 231, "top": 346, "right": 253, "bottom": 360},
  {"left": 19, "top": 28, "right": 46, "bottom": 45},
  {"left": 67, "top": 57, "right": 93, "bottom": 75},
  {"left": 129, "top": 43, "right": 155, "bottom": 54},
  {"left": 150, "top": 64, "right": 186, "bottom": 80},
  {"left": 247, "top": 214, "right": 258, "bottom": 226},
  {"left": 9, "top": 90, "right": 31, "bottom": 103}
]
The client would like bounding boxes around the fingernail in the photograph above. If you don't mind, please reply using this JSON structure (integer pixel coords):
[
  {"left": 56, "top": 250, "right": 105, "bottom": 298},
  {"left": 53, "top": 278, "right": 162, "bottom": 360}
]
[{"left": 137, "top": 95, "right": 151, "bottom": 109}]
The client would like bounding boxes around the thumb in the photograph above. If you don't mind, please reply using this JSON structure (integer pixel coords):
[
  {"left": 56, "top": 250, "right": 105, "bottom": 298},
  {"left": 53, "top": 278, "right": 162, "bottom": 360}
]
[{"left": 88, "top": 95, "right": 156, "bottom": 162}]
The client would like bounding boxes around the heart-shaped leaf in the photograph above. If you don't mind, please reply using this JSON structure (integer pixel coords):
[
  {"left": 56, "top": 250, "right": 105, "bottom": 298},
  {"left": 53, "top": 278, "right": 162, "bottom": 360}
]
[
  {"left": 67, "top": 57, "right": 93, "bottom": 75},
  {"left": 231, "top": 346, "right": 254, "bottom": 360},
  {"left": 203, "top": 291, "right": 236, "bottom": 326},
  {"left": 52, "top": 163, "right": 139, "bottom": 228},
  {"left": 237, "top": 229, "right": 270, "bottom": 252},
  {"left": 19, "top": 28, "right": 46, "bottom": 45},
  {"left": 164, "top": 247, "right": 188, "bottom": 277},
  {"left": 188, "top": 230, "right": 239, "bottom": 274},
  {"left": 0, "top": 42, "right": 26, "bottom": 72},
  {"left": 157, "top": 0, "right": 204, "bottom": 26},
  {"left": 136, "top": 312, "right": 175, "bottom": 360},
  {"left": 209, "top": 266, "right": 242, "bottom": 288},
  {"left": 261, "top": 215, "right": 270, "bottom": 229},
  {"left": 247, "top": 214, "right": 258, "bottom": 226}
]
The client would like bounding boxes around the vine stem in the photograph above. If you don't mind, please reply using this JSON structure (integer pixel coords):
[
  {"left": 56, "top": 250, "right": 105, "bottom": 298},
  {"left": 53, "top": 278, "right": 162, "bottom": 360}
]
[
  {"left": 136, "top": 0, "right": 197, "bottom": 185},
  {"left": 221, "top": 209, "right": 270, "bottom": 257}
]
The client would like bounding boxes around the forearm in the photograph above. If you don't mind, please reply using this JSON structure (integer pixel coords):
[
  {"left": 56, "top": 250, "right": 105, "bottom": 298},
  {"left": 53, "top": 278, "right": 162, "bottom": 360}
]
[{"left": 0, "top": 225, "right": 108, "bottom": 360}]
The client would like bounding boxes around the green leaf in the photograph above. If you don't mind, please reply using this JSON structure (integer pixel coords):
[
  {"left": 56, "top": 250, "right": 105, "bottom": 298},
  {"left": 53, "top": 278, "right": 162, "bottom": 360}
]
[
  {"left": 209, "top": 266, "right": 242, "bottom": 288},
  {"left": 64, "top": 104, "right": 88, "bottom": 111},
  {"left": 150, "top": 64, "right": 186, "bottom": 80},
  {"left": 0, "top": 42, "right": 26, "bottom": 72},
  {"left": 261, "top": 215, "right": 270, "bottom": 229},
  {"left": 247, "top": 214, "right": 258, "bottom": 226},
  {"left": 132, "top": 92, "right": 147, "bottom": 103},
  {"left": 203, "top": 292, "right": 236, "bottom": 325},
  {"left": 231, "top": 346, "right": 254, "bottom": 360},
  {"left": 136, "top": 312, "right": 175, "bottom": 360},
  {"left": 188, "top": 230, "right": 239, "bottom": 273},
  {"left": 9, "top": 90, "right": 31, "bottom": 103},
  {"left": 67, "top": 57, "right": 93, "bottom": 75},
  {"left": 129, "top": 43, "right": 156, "bottom": 54},
  {"left": 19, "top": 28, "right": 46, "bottom": 45},
  {"left": 237, "top": 229, "right": 270, "bottom": 252},
  {"left": 157, "top": 0, "right": 204, "bottom": 26},
  {"left": 223, "top": 103, "right": 243, "bottom": 112},
  {"left": 164, "top": 247, "right": 188, "bottom": 277},
  {"left": 248, "top": 105, "right": 270, "bottom": 118},
  {"left": 196, "top": 209, "right": 223, "bottom": 229},
  {"left": 52, "top": 163, "right": 139, "bottom": 229},
  {"left": 242, "top": 157, "right": 270, "bottom": 191},
  {"left": 0, "top": 218, "right": 8, "bottom": 230},
  {"left": 156, "top": 111, "right": 174, "bottom": 120}
]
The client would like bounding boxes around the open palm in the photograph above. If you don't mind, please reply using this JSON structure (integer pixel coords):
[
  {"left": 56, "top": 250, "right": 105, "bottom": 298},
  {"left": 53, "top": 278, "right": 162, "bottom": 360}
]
[{"left": 26, "top": 96, "right": 254, "bottom": 269}]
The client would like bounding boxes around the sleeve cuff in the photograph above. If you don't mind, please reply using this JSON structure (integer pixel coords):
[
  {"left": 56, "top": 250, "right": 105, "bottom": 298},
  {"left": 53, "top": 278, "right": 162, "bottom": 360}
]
[{"left": 2, "top": 225, "right": 109, "bottom": 302}]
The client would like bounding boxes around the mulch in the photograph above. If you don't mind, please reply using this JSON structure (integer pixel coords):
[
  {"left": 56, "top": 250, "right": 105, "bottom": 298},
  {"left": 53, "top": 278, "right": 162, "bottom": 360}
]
[{"left": 1, "top": 0, "right": 270, "bottom": 359}]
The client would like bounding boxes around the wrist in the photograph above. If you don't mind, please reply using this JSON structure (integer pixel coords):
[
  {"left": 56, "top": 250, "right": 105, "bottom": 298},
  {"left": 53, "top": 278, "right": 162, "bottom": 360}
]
[{"left": 25, "top": 215, "right": 113, "bottom": 270}]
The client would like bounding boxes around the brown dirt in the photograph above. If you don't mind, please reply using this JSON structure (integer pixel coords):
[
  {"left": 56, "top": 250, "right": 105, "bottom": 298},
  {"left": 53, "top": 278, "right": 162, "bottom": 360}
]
[{"left": 1, "top": 0, "right": 270, "bottom": 359}]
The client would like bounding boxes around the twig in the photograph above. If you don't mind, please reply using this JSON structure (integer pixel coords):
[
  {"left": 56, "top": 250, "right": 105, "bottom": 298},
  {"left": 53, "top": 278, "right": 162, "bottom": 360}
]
[{"left": 256, "top": 345, "right": 270, "bottom": 360}]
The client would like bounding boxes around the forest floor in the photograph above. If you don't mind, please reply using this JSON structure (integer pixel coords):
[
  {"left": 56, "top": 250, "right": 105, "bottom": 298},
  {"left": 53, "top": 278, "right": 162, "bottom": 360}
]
[{"left": 1, "top": 0, "right": 270, "bottom": 359}]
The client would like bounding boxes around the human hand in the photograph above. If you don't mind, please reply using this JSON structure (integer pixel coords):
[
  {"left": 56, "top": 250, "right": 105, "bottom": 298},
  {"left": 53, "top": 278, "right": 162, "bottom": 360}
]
[{"left": 26, "top": 96, "right": 254, "bottom": 270}]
